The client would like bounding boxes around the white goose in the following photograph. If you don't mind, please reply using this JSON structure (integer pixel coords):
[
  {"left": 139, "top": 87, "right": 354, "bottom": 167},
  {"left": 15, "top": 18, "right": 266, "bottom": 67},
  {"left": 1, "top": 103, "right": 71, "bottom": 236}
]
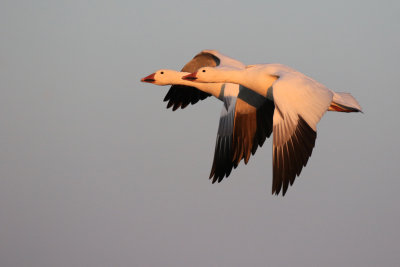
[
  {"left": 183, "top": 63, "right": 362, "bottom": 195},
  {"left": 141, "top": 51, "right": 274, "bottom": 183}
]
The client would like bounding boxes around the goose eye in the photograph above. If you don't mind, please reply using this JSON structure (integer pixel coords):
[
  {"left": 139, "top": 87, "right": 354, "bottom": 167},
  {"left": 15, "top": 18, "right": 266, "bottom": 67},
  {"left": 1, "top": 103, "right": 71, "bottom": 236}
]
[
  {"left": 202, "top": 70, "right": 206, "bottom": 72},
  {"left": 160, "top": 71, "right": 164, "bottom": 74}
]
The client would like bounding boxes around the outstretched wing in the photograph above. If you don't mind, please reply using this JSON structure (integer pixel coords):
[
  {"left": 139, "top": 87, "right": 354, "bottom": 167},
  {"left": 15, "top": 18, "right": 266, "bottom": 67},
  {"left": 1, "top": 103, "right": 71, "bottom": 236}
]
[
  {"left": 209, "top": 85, "right": 275, "bottom": 183},
  {"left": 271, "top": 72, "right": 333, "bottom": 196},
  {"left": 164, "top": 52, "right": 220, "bottom": 110},
  {"left": 209, "top": 95, "right": 237, "bottom": 183},
  {"left": 232, "top": 86, "right": 274, "bottom": 165}
]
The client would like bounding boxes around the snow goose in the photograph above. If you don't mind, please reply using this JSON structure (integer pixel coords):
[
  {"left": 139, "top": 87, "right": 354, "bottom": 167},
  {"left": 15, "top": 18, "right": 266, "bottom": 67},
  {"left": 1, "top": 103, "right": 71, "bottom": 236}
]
[
  {"left": 183, "top": 63, "right": 362, "bottom": 195},
  {"left": 141, "top": 52, "right": 274, "bottom": 183}
]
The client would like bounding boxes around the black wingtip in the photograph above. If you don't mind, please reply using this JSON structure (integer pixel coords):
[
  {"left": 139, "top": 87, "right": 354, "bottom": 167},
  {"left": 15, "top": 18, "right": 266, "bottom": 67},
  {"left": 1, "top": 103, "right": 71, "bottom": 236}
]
[{"left": 271, "top": 115, "right": 317, "bottom": 196}]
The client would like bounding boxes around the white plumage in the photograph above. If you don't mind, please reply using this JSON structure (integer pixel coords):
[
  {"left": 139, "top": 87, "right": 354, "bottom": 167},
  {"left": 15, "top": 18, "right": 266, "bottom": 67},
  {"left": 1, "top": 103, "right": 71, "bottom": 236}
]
[{"left": 183, "top": 60, "right": 362, "bottom": 195}]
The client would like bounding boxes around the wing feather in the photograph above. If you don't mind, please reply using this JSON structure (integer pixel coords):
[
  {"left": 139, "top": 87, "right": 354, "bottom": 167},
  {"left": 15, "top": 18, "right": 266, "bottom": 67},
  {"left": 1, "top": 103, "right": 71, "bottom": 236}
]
[
  {"left": 209, "top": 96, "right": 237, "bottom": 183},
  {"left": 233, "top": 86, "right": 274, "bottom": 165},
  {"left": 164, "top": 52, "right": 220, "bottom": 110},
  {"left": 271, "top": 72, "right": 333, "bottom": 196}
]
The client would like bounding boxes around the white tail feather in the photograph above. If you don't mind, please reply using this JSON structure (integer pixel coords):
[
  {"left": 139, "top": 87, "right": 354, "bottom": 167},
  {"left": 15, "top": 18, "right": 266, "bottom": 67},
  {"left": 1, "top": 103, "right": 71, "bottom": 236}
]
[{"left": 331, "top": 92, "right": 362, "bottom": 112}]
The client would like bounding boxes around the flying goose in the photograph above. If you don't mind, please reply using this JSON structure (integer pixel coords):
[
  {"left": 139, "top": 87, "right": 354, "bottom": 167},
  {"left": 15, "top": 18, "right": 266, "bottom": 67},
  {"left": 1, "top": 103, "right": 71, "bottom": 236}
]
[
  {"left": 141, "top": 51, "right": 274, "bottom": 183},
  {"left": 183, "top": 63, "right": 362, "bottom": 195}
]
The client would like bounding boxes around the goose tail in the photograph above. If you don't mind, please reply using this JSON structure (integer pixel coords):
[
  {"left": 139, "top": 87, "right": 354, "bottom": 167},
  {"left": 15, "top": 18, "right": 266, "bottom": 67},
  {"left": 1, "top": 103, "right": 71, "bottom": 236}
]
[{"left": 329, "top": 92, "right": 362, "bottom": 113}]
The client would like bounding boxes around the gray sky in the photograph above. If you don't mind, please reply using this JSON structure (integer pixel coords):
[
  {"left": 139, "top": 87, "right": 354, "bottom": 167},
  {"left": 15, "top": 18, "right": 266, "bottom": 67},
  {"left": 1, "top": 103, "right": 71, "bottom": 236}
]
[{"left": 0, "top": 0, "right": 399, "bottom": 266}]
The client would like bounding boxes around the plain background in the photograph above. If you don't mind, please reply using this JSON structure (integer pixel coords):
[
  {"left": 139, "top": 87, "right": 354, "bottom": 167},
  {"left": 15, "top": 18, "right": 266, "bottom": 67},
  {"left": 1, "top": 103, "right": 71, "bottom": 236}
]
[{"left": 1, "top": 0, "right": 399, "bottom": 266}]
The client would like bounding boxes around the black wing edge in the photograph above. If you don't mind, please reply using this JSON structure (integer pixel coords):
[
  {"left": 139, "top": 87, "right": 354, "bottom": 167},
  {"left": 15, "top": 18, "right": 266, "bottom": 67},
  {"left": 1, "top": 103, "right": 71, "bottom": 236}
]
[
  {"left": 209, "top": 96, "right": 236, "bottom": 184},
  {"left": 209, "top": 135, "right": 237, "bottom": 183},
  {"left": 272, "top": 115, "right": 316, "bottom": 196},
  {"left": 163, "top": 85, "right": 211, "bottom": 111}
]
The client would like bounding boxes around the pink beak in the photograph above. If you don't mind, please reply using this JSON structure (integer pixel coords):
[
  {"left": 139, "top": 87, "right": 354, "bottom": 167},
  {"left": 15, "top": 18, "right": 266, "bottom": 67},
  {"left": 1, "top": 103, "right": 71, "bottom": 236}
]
[
  {"left": 141, "top": 73, "right": 156, "bottom": 83},
  {"left": 182, "top": 72, "right": 198, "bottom": 81}
]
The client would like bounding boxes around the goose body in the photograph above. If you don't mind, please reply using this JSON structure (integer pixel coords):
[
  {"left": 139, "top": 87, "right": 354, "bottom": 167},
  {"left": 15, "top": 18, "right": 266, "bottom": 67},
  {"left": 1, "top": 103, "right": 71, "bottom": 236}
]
[
  {"left": 183, "top": 63, "right": 362, "bottom": 195},
  {"left": 141, "top": 51, "right": 274, "bottom": 183}
]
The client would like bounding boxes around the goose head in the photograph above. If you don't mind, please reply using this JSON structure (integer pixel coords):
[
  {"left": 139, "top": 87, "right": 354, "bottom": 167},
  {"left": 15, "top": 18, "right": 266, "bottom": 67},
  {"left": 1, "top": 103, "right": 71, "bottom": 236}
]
[
  {"left": 141, "top": 69, "right": 181, "bottom": 85},
  {"left": 182, "top": 67, "right": 223, "bottom": 83}
]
